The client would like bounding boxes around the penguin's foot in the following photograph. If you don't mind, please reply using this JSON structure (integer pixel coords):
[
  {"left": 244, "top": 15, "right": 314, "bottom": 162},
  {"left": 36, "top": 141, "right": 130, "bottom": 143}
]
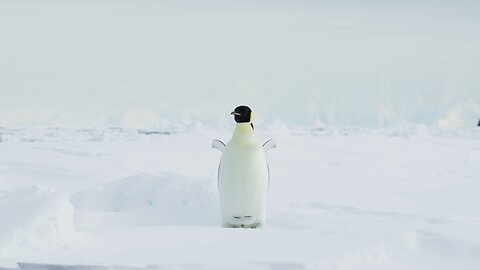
[
  {"left": 223, "top": 216, "right": 262, "bottom": 229},
  {"left": 233, "top": 215, "right": 252, "bottom": 220}
]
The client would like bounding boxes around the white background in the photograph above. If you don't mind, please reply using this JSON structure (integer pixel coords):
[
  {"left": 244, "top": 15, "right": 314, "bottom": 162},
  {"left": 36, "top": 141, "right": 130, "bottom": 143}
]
[{"left": 1, "top": 0, "right": 479, "bottom": 127}]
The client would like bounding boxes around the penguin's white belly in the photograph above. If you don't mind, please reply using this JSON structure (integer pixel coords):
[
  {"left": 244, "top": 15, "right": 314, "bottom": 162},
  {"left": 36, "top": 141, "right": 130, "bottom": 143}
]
[{"left": 219, "top": 143, "right": 268, "bottom": 228}]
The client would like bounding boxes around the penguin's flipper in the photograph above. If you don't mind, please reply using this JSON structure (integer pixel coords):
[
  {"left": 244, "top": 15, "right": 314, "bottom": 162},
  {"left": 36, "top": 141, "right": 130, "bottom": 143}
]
[
  {"left": 212, "top": 139, "right": 226, "bottom": 153},
  {"left": 262, "top": 139, "right": 276, "bottom": 153}
]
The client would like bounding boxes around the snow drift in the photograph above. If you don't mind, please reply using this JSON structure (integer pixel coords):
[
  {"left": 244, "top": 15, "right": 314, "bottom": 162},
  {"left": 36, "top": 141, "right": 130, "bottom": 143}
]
[
  {"left": 0, "top": 186, "right": 77, "bottom": 256},
  {"left": 71, "top": 173, "right": 219, "bottom": 227}
]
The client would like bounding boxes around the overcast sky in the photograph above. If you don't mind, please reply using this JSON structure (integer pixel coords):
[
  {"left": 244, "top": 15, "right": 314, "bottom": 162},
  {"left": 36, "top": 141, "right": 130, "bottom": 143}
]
[{"left": 1, "top": 0, "right": 479, "bottom": 127}]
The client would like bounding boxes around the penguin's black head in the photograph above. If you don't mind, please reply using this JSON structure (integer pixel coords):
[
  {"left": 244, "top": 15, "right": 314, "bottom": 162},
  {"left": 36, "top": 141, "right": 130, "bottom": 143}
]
[{"left": 231, "top": 105, "right": 252, "bottom": 123}]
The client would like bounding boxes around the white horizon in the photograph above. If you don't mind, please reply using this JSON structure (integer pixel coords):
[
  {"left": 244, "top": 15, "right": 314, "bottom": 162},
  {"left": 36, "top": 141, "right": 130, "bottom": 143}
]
[{"left": 1, "top": 1, "right": 479, "bottom": 128}]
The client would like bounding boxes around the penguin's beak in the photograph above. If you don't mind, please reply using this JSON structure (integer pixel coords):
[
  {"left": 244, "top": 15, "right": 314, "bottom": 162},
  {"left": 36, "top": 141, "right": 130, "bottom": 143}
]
[{"left": 231, "top": 112, "right": 241, "bottom": 116}]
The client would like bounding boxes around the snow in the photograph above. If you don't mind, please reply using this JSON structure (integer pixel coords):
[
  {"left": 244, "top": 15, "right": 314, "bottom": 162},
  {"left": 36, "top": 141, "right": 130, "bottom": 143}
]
[
  {"left": 0, "top": 186, "right": 76, "bottom": 256},
  {"left": 1, "top": 125, "right": 480, "bottom": 269}
]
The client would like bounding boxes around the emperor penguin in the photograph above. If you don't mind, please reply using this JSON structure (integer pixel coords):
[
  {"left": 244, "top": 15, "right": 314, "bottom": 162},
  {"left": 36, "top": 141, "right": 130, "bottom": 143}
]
[{"left": 212, "top": 105, "right": 276, "bottom": 228}]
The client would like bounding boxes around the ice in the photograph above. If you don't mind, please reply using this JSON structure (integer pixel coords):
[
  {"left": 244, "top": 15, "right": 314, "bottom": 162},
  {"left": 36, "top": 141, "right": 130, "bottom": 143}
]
[{"left": 0, "top": 125, "right": 479, "bottom": 269}]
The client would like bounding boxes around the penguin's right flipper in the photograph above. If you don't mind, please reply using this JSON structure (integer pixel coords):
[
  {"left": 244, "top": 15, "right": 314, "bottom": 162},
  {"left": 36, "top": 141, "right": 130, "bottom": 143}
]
[
  {"left": 262, "top": 139, "right": 276, "bottom": 153},
  {"left": 212, "top": 139, "right": 226, "bottom": 153}
]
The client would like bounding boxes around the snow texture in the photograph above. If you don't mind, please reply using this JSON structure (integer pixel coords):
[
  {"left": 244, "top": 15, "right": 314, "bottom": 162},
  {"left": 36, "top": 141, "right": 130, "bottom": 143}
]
[{"left": 1, "top": 126, "right": 480, "bottom": 269}]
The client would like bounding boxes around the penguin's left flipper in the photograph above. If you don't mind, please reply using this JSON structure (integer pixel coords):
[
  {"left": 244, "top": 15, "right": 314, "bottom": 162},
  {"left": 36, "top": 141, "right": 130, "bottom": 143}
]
[
  {"left": 212, "top": 139, "right": 226, "bottom": 153},
  {"left": 262, "top": 139, "right": 277, "bottom": 153}
]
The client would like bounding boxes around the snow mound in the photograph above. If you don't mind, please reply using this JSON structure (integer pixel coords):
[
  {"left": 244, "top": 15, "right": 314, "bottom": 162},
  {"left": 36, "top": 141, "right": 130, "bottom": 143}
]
[
  {"left": 71, "top": 173, "right": 219, "bottom": 227},
  {"left": 17, "top": 262, "right": 306, "bottom": 270},
  {"left": 2, "top": 125, "right": 479, "bottom": 143},
  {"left": 0, "top": 186, "right": 77, "bottom": 256},
  {"left": 0, "top": 127, "right": 180, "bottom": 143},
  {"left": 309, "top": 125, "right": 480, "bottom": 139},
  {"left": 17, "top": 263, "right": 145, "bottom": 270}
]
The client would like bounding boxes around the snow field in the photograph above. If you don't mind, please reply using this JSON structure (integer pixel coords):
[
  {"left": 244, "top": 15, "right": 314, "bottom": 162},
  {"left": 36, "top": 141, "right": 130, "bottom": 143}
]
[{"left": 0, "top": 126, "right": 479, "bottom": 269}]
